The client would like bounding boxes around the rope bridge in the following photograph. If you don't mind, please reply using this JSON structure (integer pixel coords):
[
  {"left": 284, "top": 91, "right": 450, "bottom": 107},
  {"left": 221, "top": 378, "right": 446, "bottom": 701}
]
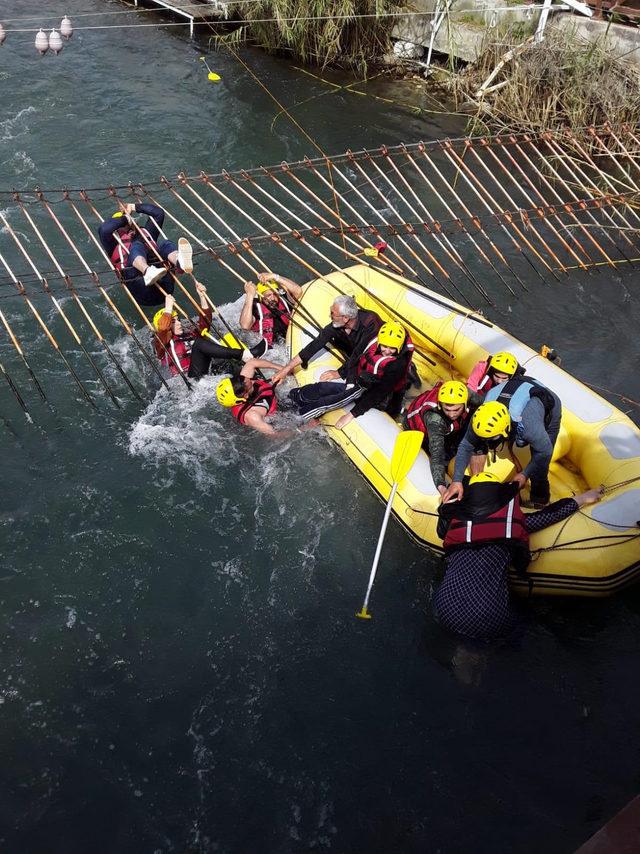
[{"left": 1, "top": 125, "right": 640, "bottom": 417}]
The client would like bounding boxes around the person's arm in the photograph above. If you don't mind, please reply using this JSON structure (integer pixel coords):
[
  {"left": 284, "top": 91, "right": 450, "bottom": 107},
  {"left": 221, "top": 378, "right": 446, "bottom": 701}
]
[
  {"left": 194, "top": 282, "right": 212, "bottom": 332},
  {"left": 520, "top": 398, "right": 554, "bottom": 482},
  {"left": 240, "top": 281, "right": 257, "bottom": 331},
  {"left": 423, "top": 413, "right": 449, "bottom": 495},
  {"left": 258, "top": 271, "right": 302, "bottom": 302},
  {"left": 272, "top": 323, "right": 335, "bottom": 383},
  {"left": 98, "top": 215, "right": 126, "bottom": 255},
  {"left": 524, "top": 487, "right": 602, "bottom": 534},
  {"left": 240, "top": 357, "right": 284, "bottom": 378}
]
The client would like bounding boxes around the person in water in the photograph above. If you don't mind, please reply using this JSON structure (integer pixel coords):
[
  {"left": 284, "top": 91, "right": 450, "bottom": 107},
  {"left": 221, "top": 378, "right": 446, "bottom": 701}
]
[
  {"left": 271, "top": 294, "right": 382, "bottom": 386},
  {"left": 445, "top": 372, "right": 562, "bottom": 507},
  {"left": 216, "top": 360, "right": 316, "bottom": 437},
  {"left": 467, "top": 351, "right": 523, "bottom": 395},
  {"left": 98, "top": 202, "right": 192, "bottom": 307},
  {"left": 287, "top": 321, "right": 415, "bottom": 427},
  {"left": 154, "top": 285, "right": 267, "bottom": 380},
  {"left": 239, "top": 272, "right": 302, "bottom": 349},
  {"left": 404, "top": 380, "right": 482, "bottom": 497},
  {"left": 434, "top": 471, "right": 603, "bottom": 639}
]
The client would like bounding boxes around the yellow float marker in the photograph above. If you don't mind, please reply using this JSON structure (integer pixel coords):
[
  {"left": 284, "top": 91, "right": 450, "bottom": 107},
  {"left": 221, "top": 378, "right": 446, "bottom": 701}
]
[
  {"left": 356, "top": 430, "right": 423, "bottom": 620},
  {"left": 199, "top": 56, "right": 221, "bottom": 82}
]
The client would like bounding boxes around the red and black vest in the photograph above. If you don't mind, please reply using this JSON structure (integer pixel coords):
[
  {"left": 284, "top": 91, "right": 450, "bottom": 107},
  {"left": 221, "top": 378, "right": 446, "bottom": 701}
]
[
  {"left": 405, "top": 382, "right": 468, "bottom": 436},
  {"left": 110, "top": 227, "right": 157, "bottom": 273},
  {"left": 159, "top": 334, "right": 194, "bottom": 376},
  {"left": 251, "top": 296, "right": 291, "bottom": 346},
  {"left": 231, "top": 379, "right": 277, "bottom": 425},
  {"left": 357, "top": 333, "right": 414, "bottom": 391},
  {"left": 443, "top": 495, "right": 529, "bottom": 551}
]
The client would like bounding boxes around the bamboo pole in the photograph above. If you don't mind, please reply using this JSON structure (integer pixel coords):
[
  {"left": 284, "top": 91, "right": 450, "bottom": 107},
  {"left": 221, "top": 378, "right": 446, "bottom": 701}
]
[
  {"left": 541, "top": 134, "right": 640, "bottom": 256},
  {"left": 440, "top": 141, "right": 528, "bottom": 293},
  {"left": 478, "top": 139, "right": 587, "bottom": 271},
  {"left": 15, "top": 199, "right": 123, "bottom": 409},
  {"left": 0, "top": 298, "right": 47, "bottom": 403},
  {"left": 0, "top": 356, "right": 31, "bottom": 420},
  {"left": 398, "top": 145, "right": 493, "bottom": 295},
  {"left": 493, "top": 137, "right": 592, "bottom": 268},
  {"left": 0, "top": 248, "right": 97, "bottom": 408},
  {"left": 529, "top": 136, "right": 636, "bottom": 264},
  {"left": 509, "top": 136, "right": 614, "bottom": 267},
  {"left": 458, "top": 139, "right": 564, "bottom": 278},
  {"left": 418, "top": 143, "right": 520, "bottom": 294}
]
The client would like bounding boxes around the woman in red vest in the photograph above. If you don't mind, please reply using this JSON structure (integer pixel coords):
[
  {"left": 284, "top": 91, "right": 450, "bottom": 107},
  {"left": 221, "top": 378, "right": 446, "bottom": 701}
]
[{"left": 434, "top": 472, "right": 603, "bottom": 639}]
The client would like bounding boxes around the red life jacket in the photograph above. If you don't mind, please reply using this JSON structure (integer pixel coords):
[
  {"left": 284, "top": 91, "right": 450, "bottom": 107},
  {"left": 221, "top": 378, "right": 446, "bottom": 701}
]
[
  {"left": 231, "top": 379, "right": 277, "bottom": 425},
  {"left": 357, "top": 333, "right": 414, "bottom": 391},
  {"left": 251, "top": 296, "right": 291, "bottom": 346},
  {"left": 110, "top": 227, "right": 158, "bottom": 273},
  {"left": 159, "top": 334, "right": 194, "bottom": 376},
  {"left": 443, "top": 494, "right": 529, "bottom": 550},
  {"left": 405, "top": 382, "right": 468, "bottom": 435},
  {"left": 467, "top": 359, "right": 498, "bottom": 394}
]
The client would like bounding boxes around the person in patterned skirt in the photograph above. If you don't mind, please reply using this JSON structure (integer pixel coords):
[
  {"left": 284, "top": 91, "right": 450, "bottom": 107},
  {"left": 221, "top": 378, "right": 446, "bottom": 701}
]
[{"left": 434, "top": 472, "right": 603, "bottom": 639}]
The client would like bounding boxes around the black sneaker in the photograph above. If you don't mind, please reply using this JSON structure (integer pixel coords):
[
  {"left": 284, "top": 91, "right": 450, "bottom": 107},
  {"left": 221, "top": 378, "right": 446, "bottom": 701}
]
[{"left": 250, "top": 339, "right": 268, "bottom": 358}]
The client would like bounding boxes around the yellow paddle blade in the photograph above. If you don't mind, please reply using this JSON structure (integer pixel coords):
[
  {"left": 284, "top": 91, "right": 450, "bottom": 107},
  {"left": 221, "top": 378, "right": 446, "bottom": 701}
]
[
  {"left": 208, "top": 72, "right": 221, "bottom": 82},
  {"left": 356, "top": 607, "right": 372, "bottom": 620},
  {"left": 222, "top": 331, "right": 243, "bottom": 350},
  {"left": 390, "top": 430, "right": 423, "bottom": 484}
]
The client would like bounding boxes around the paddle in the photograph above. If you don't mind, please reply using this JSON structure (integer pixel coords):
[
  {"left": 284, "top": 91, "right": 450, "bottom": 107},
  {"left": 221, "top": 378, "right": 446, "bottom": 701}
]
[{"left": 356, "top": 430, "right": 423, "bottom": 620}]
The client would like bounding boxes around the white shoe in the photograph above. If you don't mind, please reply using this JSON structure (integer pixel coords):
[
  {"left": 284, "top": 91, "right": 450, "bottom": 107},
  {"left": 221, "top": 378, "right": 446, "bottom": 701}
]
[
  {"left": 177, "top": 237, "right": 193, "bottom": 274},
  {"left": 143, "top": 265, "right": 165, "bottom": 286}
]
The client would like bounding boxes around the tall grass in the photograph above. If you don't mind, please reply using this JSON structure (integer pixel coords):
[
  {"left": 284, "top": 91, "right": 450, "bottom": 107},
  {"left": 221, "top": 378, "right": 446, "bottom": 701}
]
[
  {"left": 216, "top": 0, "right": 410, "bottom": 71},
  {"left": 451, "top": 27, "right": 640, "bottom": 136}
]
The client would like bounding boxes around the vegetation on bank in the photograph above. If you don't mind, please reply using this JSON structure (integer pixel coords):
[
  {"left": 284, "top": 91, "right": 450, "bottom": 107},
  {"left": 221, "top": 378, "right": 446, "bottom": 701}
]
[
  {"left": 216, "top": 0, "right": 410, "bottom": 70},
  {"left": 449, "top": 27, "right": 640, "bottom": 136}
]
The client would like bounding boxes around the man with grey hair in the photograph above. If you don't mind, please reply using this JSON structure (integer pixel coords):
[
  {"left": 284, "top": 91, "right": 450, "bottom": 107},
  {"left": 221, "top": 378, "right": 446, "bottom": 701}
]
[{"left": 271, "top": 294, "right": 382, "bottom": 386}]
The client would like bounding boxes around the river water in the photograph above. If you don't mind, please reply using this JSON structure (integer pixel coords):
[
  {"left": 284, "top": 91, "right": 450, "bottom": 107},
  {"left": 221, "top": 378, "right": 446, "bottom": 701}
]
[{"left": 1, "top": 1, "right": 640, "bottom": 852}]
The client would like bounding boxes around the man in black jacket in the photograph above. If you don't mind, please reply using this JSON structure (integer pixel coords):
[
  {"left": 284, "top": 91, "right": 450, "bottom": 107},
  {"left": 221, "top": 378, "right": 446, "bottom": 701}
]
[{"left": 271, "top": 294, "right": 382, "bottom": 384}]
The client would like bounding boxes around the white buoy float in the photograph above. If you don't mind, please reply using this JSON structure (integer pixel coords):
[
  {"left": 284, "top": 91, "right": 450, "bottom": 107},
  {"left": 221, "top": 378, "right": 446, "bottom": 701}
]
[
  {"left": 35, "top": 28, "right": 48, "bottom": 55},
  {"left": 0, "top": 24, "right": 6, "bottom": 46},
  {"left": 60, "top": 16, "right": 73, "bottom": 39},
  {"left": 49, "top": 28, "right": 63, "bottom": 55}
]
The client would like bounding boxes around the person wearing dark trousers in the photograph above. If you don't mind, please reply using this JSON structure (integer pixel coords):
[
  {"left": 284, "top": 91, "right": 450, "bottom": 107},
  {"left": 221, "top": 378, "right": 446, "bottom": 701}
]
[
  {"left": 98, "top": 202, "right": 192, "bottom": 307},
  {"left": 435, "top": 471, "right": 603, "bottom": 639},
  {"left": 153, "top": 284, "right": 267, "bottom": 380}
]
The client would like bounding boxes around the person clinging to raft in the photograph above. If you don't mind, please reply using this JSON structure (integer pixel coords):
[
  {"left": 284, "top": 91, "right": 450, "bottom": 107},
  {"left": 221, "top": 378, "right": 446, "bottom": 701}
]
[
  {"left": 239, "top": 272, "right": 302, "bottom": 350},
  {"left": 154, "top": 283, "right": 267, "bottom": 380},
  {"left": 215, "top": 360, "right": 317, "bottom": 437},
  {"left": 98, "top": 202, "right": 193, "bottom": 307},
  {"left": 434, "top": 471, "right": 604, "bottom": 639}
]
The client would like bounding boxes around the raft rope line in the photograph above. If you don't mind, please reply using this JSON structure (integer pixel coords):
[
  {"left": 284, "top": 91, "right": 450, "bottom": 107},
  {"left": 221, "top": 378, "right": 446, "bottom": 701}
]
[{"left": 1, "top": 130, "right": 640, "bottom": 418}]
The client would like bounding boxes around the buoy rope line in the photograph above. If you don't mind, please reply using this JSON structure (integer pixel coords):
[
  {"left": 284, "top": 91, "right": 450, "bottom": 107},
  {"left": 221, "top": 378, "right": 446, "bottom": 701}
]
[{"left": 0, "top": 5, "right": 570, "bottom": 32}]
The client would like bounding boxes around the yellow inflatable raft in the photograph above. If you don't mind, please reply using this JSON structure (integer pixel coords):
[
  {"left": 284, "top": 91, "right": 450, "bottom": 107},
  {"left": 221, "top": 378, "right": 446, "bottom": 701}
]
[{"left": 287, "top": 264, "right": 640, "bottom": 597}]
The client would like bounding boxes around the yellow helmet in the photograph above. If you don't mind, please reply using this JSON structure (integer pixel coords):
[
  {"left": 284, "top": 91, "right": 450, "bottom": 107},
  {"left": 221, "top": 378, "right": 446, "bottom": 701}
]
[
  {"left": 216, "top": 377, "right": 244, "bottom": 408},
  {"left": 489, "top": 351, "right": 518, "bottom": 377},
  {"left": 377, "top": 321, "right": 405, "bottom": 350},
  {"left": 152, "top": 308, "right": 177, "bottom": 330},
  {"left": 469, "top": 471, "right": 502, "bottom": 485},
  {"left": 256, "top": 281, "right": 278, "bottom": 298},
  {"left": 438, "top": 380, "right": 468, "bottom": 406},
  {"left": 472, "top": 401, "right": 511, "bottom": 439},
  {"left": 112, "top": 211, "right": 124, "bottom": 219}
]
